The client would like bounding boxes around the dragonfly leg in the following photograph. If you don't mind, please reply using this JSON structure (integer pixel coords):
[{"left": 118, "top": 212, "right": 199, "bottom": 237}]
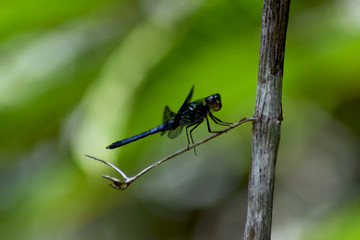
[
  {"left": 186, "top": 121, "right": 202, "bottom": 155},
  {"left": 209, "top": 112, "right": 232, "bottom": 126},
  {"left": 205, "top": 116, "right": 223, "bottom": 133}
]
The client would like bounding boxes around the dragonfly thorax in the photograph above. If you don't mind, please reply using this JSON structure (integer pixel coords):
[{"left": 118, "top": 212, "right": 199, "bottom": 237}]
[{"left": 205, "top": 94, "right": 222, "bottom": 112}]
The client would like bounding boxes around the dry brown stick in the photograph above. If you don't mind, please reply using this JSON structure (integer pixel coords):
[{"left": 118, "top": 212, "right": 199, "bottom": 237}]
[
  {"left": 243, "top": 0, "right": 290, "bottom": 239},
  {"left": 85, "top": 117, "right": 255, "bottom": 190}
]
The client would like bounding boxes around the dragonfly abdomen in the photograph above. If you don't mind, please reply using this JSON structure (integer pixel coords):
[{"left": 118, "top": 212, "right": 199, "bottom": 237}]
[{"left": 106, "top": 121, "right": 173, "bottom": 149}]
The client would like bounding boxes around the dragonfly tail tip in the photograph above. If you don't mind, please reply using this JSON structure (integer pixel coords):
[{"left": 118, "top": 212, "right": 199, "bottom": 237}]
[{"left": 106, "top": 144, "right": 117, "bottom": 149}]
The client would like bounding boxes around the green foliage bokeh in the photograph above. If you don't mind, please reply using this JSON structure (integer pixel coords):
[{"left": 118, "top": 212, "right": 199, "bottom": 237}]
[{"left": 1, "top": 0, "right": 359, "bottom": 239}]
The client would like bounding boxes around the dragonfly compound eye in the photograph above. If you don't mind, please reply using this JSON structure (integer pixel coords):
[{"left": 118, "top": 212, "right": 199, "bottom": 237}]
[{"left": 206, "top": 94, "right": 222, "bottom": 111}]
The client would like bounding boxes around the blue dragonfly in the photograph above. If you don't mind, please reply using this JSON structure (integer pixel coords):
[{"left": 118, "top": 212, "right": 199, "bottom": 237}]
[{"left": 106, "top": 86, "right": 232, "bottom": 150}]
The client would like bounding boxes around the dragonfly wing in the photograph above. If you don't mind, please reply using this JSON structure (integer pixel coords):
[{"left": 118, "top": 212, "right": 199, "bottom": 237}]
[
  {"left": 167, "top": 125, "right": 184, "bottom": 139},
  {"left": 161, "top": 106, "right": 176, "bottom": 136},
  {"left": 178, "top": 86, "right": 194, "bottom": 112},
  {"left": 164, "top": 86, "right": 194, "bottom": 138},
  {"left": 162, "top": 105, "right": 176, "bottom": 123}
]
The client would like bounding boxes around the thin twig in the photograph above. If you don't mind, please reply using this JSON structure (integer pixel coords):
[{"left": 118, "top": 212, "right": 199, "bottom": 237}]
[{"left": 85, "top": 117, "right": 255, "bottom": 190}]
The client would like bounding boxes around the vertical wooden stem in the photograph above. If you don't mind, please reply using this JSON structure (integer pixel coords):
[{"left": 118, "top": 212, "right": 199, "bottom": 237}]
[{"left": 243, "top": 0, "right": 290, "bottom": 239}]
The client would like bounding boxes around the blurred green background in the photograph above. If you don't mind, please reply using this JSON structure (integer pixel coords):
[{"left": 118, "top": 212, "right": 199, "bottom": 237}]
[{"left": 1, "top": 0, "right": 360, "bottom": 239}]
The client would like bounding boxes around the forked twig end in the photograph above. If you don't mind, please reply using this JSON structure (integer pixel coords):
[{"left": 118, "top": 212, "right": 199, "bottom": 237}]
[{"left": 85, "top": 117, "right": 253, "bottom": 190}]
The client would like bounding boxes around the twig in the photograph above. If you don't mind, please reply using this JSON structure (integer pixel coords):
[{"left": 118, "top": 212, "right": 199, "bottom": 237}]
[
  {"left": 243, "top": 0, "right": 289, "bottom": 239},
  {"left": 85, "top": 117, "right": 255, "bottom": 190}
]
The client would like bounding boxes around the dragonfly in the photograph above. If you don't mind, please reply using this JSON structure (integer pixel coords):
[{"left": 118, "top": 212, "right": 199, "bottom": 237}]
[{"left": 106, "top": 86, "right": 232, "bottom": 151}]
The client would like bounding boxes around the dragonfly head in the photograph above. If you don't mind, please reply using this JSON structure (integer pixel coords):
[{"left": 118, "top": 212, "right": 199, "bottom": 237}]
[{"left": 205, "top": 94, "right": 222, "bottom": 111}]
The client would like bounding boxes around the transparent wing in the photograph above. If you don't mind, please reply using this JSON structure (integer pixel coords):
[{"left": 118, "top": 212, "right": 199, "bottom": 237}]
[
  {"left": 178, "top": 85, "right": 194, "bottom": 113},
  {"left": 167, "top": 125, "right": 184, "bottom": 139},
  {"left": 161, "top": 106, "right": 176, "bottom": 136},
  {"left": 163, "top": 86, "right": 194, "bottom": 138},
  {"left": 162, "top": 105, "right": 176, "bottom": 123}
]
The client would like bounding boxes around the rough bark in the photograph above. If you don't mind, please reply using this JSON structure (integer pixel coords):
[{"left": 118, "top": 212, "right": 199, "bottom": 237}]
[{"left": 243, "top": 0, "right": 290, "bottom": 239}]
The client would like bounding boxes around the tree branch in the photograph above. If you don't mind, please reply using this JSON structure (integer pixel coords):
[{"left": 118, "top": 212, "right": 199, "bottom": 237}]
[
  {"left": 86, "top": 117, "right": 254, "bottom": 190},
  {"left": 243, "top": 0, "right": 290, "bottom": 239}
]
